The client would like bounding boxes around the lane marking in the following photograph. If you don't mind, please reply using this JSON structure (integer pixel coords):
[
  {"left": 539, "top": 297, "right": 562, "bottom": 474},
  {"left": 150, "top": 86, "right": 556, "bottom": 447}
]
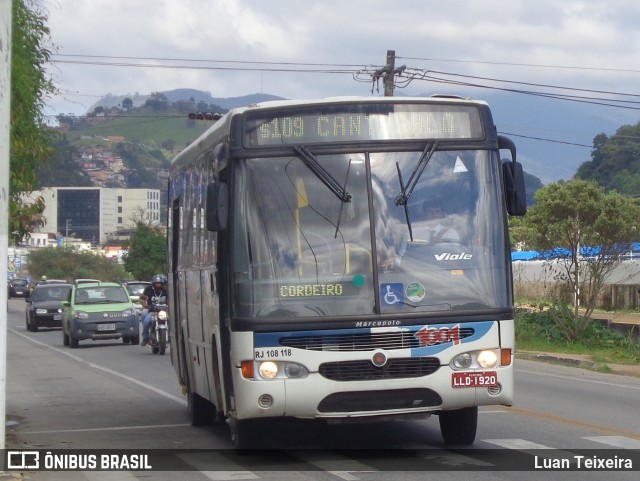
[
  {"left": 177, "top": 452, "right": 259, "bottom": 480},
  {"left": 9, "top": 327, "right": 187, "bottom": 406},
  {"left": 517, "top": 366, "right": 640, "bottom": 390},
  {"left": 482, "top": 438, "right": 577, "bottom": 463},
  {"left": 23, "top": 423, "right": 191, "bottom": 434},
  {"left": 482, "top": 438, "right": 553, "bottom": 449},
  {"left": 295, "top": 451, "right": 375, "bottom": 480},
  {"left": 420, "top": 451, "right": 494, "bottom": 467},
  {"left": 582, "top": 436, "right": 640, "bottom": 449},
  {"left": 503, "top": 405, "right": 640, "bottom": 440},
  {"left": 84, "top": 472, "right": 139, "bottom": 481}
]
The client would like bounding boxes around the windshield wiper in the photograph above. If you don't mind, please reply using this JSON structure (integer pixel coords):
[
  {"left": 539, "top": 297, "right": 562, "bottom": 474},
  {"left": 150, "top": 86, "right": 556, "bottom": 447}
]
[
  {"left": 333, "top": 158, "right": 353, "bottom": 238},
  {"left": 293, "top": 146, "right": 352, "bottom": 203},
  {"left": 393, "top": 141, "right": 438, "bottom": 241}
]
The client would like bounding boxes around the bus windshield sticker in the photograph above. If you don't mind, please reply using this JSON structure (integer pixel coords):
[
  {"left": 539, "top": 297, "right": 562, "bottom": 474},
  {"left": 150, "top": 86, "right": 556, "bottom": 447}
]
[
  {"left": 405, "top": 282, "right": 426, "bottom": 303},
  {"left": 381, "top": 283, "right": 404, "bottom": 306}
]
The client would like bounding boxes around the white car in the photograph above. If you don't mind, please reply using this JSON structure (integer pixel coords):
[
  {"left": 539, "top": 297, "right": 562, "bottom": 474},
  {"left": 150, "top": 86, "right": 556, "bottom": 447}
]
[{"left": 122, "top": 281, "right": 151, "bottom": 317}]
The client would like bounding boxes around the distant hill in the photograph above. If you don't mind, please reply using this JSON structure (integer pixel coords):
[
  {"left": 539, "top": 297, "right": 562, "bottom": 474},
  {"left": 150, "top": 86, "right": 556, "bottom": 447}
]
[{"left": 89, "top": 89, "right": 286, "bottom": 114}]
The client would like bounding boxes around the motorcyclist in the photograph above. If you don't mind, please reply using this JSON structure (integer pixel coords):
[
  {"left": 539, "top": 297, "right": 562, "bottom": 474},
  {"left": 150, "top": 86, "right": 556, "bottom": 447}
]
[{"left": 140, "top": 274, "right": 168, "bottom": 346}]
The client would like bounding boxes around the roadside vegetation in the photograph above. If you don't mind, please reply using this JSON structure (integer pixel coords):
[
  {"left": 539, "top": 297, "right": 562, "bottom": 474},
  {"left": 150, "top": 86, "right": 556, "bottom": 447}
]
[
  {"left": 515, "top": 302, "right": 640, "bottom": 366},
  {"left": 26, "top": 246, "right": 129, "bottom": 282},
  {"left": 24, "top": 223, "right": 167, "bottom": 283}
]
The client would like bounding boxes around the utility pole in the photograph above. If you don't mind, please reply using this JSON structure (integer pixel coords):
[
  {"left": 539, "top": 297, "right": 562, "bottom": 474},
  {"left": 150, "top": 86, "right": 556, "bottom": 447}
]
[
  {"left": 384, "top": 49, "right": 396, "bottom": 96},
  {"left": 373, "top": 50, "right": 405, "bottom": 97},
  {"left": 0, "top": 0, "right": 12, "bottom": 452}
]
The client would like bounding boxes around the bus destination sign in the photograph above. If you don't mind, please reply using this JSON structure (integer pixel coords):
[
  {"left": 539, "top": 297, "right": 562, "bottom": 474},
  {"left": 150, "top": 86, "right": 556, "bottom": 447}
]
[{"left": 244, "top": 103, "right": 484, "bottom": 146}]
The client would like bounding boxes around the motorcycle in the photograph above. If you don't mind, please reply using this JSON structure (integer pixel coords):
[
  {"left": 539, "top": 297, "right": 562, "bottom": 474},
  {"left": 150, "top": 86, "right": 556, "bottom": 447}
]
[{"left": 149, "top": 304, "right": 169, "bottom": 355}]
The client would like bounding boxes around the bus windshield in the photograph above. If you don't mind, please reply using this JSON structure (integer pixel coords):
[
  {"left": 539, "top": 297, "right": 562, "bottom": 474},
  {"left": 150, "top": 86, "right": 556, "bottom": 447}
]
[{"left": 232, "top": 148, "right": 510, "bottom": 319}]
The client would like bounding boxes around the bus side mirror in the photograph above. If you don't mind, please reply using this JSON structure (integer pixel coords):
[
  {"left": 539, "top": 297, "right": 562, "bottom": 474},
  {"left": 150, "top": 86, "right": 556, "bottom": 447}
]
[
  {"left": 206, "top": 181, "right": 228, "bottom": 231},
  {"left": 503, "top": 160, "right": 527, "bottom": 216},
  {"left": 498, "top": 135, "right": 526, "bottom": 216}
]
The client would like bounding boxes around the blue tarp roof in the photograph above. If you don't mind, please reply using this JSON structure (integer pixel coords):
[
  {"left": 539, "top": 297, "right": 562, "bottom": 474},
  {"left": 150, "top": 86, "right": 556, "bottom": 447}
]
[{"left": 511, "top": 242, "right": 640, "bottom": 261}]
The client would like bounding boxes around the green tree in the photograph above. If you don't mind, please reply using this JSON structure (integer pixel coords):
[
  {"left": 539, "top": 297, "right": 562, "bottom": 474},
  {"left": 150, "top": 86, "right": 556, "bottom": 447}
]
[
  {"left": 515, "top": 179, "right": 640, "bottom": 339},
  {"left": 576, "top": 125, "right": 640, "bottom": 196},
  {"left": 26, "top": 246, "right": 129, "bottom": 282},
  {"left": 10, "top": 0, "right": 58, "bottom": 242},
  {"left": 122, "top": 223, "right": 167, "bottom": 280}
]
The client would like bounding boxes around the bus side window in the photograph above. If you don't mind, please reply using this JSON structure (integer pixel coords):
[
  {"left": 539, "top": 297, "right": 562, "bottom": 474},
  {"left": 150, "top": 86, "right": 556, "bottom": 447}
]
[{"left": 206, "top": 181, "right": 228, "bottom": 231}]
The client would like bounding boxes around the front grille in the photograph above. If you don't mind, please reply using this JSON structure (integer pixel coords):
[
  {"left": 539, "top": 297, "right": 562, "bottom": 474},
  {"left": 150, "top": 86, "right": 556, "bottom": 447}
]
[
  {"left": 319, "top": 357, "right": 440, "bottom": 381},
  {"left": 317, "top": 388, "right": 442, "bottom": 413},
  {"left": 280, "top": 328, "right": 475, "bottom": 351}
]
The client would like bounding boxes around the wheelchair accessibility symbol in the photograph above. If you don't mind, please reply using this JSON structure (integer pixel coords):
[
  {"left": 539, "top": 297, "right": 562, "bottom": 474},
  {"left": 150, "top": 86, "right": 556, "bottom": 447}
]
[{"left": 381, "top": 283, "right": 404, "bottom": 306}]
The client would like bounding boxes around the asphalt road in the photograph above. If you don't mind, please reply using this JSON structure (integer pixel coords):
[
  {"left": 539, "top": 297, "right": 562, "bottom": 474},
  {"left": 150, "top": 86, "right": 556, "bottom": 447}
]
[{"left": 4, "top": 298, "right": 640, "bottom": 480}]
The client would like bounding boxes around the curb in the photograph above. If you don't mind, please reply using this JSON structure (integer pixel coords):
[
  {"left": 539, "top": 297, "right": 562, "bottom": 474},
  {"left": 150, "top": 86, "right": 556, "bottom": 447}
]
[
  {"left": 518, "top": 351, "right": 640, "bottom": 378},
  {"left": 518, "top": 351, "right": 602, "bottom": 371}
]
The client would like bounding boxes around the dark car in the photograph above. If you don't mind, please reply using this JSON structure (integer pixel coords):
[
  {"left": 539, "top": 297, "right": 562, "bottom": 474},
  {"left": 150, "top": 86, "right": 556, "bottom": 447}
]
[
  {"left": 25, "top": 283, "right": 73, "bottom": 332},
  {"left": 8, "top": 278, "right": 30, "bottom": 298}
]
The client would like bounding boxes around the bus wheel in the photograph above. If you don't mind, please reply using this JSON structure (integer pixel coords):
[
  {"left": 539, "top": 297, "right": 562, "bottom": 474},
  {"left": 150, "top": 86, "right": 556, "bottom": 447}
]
[
  {"left": 230, "top": 417, "right": 263, "bottom": 450},
  {"left": 184, "top": 359, "right": 216, "bottom": 426},
  {"left": 187, "top": 385, "right": 215, "bottom": 426},
  {"left": 438, "top": 406, "right": 478, "bottom": 445}
]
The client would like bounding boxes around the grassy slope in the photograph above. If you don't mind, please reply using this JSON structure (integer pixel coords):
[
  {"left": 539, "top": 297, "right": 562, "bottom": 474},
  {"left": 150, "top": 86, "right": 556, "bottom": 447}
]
[{"left": 65, "top": 111, "right": 212, "bottom": 149}]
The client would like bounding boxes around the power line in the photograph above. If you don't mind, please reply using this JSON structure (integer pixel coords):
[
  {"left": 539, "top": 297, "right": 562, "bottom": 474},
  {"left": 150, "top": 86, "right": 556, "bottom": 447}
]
[
  {"left": 499, "top": 132, "right": 592, "bottom": 148},
  {"left": 397, "top": 56, "right": 640, "bottom": 75},
  {"left": 423, "top": 69, "right": 640, "bottom": 100},
  {"left": 49, "top": 57, "right": 363, "bottom": 75},
  {"left": 48, "top": 51, "right": 638, "bottom": 150},
  {"left": 52, "top": 53, "right": 367, "bottom": 69}
]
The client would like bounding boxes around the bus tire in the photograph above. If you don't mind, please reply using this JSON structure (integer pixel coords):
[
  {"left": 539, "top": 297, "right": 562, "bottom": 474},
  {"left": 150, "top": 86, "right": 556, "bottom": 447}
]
[
  {"left": 183, "top": 343, "right": 216, "bottom": 426},
  {"left": 438, "top": 406, "right": 478, "bottom": 446},
  {"left": 230, "top": 417, "right": 263, "bottom": 451}
]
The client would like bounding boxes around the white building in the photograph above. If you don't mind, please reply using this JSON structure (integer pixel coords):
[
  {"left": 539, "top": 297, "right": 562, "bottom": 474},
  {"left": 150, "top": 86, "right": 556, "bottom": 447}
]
[{"left": 29, "top": 187, "right": 161, "bottom": 245}]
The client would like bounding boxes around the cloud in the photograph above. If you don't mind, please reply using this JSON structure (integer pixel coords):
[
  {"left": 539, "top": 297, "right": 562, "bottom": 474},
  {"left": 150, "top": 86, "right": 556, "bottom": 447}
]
[{"left": 41, "top": 0, "right": 640, "bottom": 181}]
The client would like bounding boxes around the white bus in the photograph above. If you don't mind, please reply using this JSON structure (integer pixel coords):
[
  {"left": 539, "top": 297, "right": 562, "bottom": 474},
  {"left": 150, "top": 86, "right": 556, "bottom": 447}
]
[{"left": 167, "top": 96, "right": 527, "bottom": 449}]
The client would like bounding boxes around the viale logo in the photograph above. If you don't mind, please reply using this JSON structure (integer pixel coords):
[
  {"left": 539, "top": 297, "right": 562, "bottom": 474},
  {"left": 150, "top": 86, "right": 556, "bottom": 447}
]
[{"left": 434, "top": 252, "right": 473, "bottom": 261}]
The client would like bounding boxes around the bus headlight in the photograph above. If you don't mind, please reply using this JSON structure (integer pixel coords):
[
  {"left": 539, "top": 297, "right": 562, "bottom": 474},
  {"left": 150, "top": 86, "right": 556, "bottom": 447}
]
[
  {"left": 283, "top": 363, "right": 308, "bottom": 378},
  {"left": 258, "top": 361, "right": 279, "bottom": 379},
  {"left": 451, "top": 349, "right": 501, "bottom": 370},
  {"left": 248, "top": 361, "right": 309, "bottom": 380},
  {"left": 452, "top": 353, "right": 472, "bottom": 369},
  {"left": 477, "top": 350, "right": 498, "bottom": 368}
]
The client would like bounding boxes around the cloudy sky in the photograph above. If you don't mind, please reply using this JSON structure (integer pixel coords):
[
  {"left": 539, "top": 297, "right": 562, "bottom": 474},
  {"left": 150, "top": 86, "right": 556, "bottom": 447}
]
[{"left": 42, "top": 0, "right": 640, "bottom": 181}]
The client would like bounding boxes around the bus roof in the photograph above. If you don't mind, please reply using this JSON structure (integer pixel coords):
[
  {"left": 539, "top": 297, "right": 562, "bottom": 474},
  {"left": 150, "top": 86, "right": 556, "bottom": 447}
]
[{"left": 228, "top": 95, "right": 489, "bottom": 114}]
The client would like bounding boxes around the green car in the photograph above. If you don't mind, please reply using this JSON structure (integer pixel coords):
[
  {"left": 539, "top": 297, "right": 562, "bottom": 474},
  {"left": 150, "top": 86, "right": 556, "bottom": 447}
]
[{"left": 62, "top": 282, "right": 140, "bottom": 348}]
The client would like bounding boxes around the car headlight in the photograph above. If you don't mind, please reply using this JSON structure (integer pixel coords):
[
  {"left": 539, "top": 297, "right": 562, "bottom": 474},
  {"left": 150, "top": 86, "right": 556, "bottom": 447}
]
[
  {"left": 74, "top": 311, "right": 89, "bottom": 320},
  {"left": 35, "top": 308, "right": 47, "bottom": 314},
  {"left": 122, "top": 308, "right": 136, "bottom": 317}
]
